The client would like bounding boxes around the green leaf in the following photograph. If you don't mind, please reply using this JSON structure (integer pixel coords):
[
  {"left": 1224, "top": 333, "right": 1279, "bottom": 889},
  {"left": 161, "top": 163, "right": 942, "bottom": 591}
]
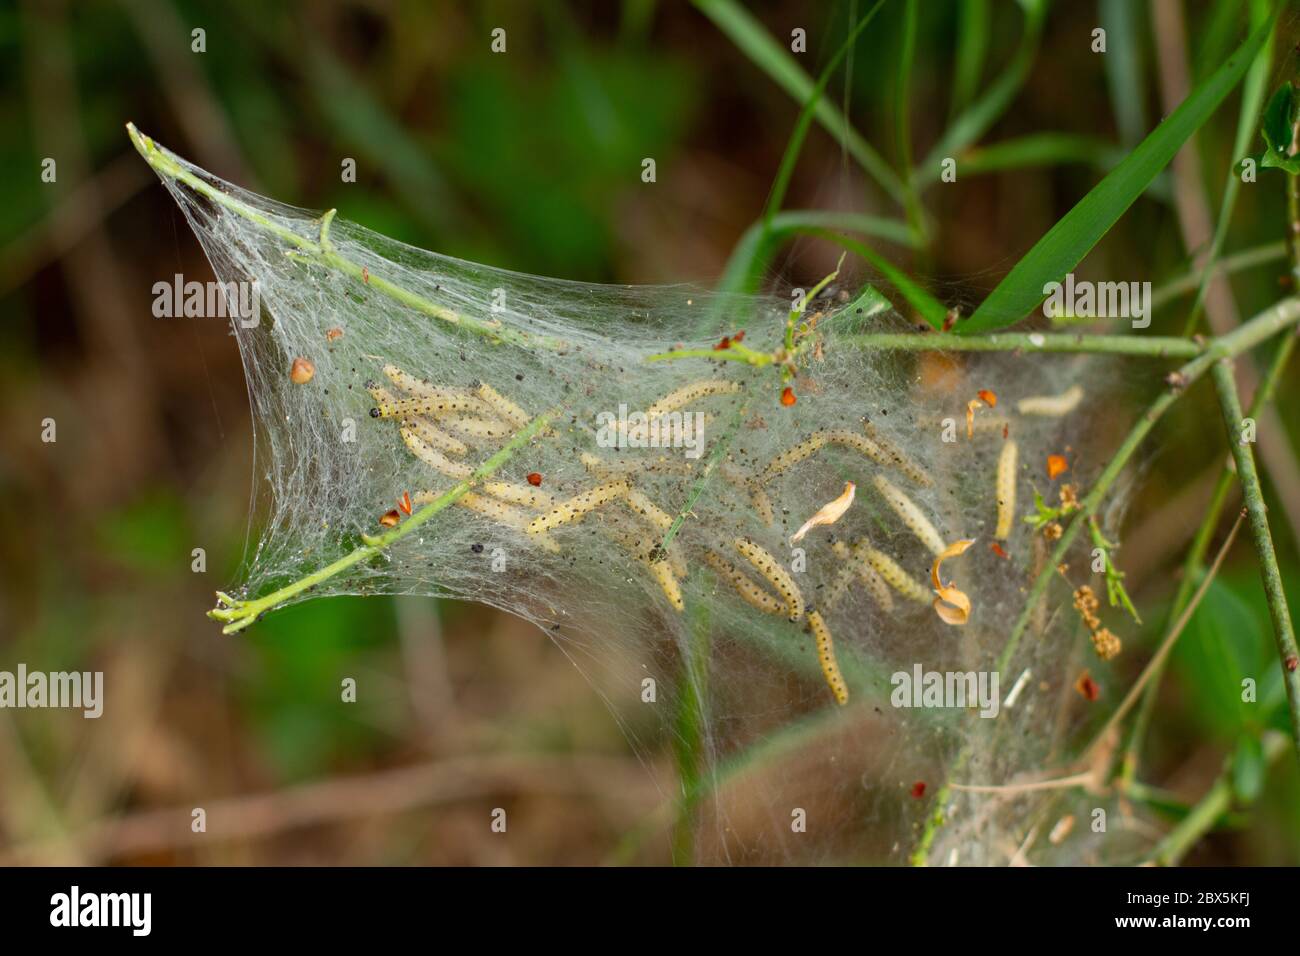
[
  {"left": 962, "top": 12, "right": 1274, "bottom": 333},
  {"left": 1260, "top": 82, "right": 1294, "bottom": 154},
  {"left": 804, "top": 229, "right": 948, "bottom": 329}
]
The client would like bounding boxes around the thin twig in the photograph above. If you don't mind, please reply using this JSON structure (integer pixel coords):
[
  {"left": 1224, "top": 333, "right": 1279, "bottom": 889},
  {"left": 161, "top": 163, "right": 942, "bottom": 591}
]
[{"left": 1211, "top": 359, "right": 1300, "bottom": 763}]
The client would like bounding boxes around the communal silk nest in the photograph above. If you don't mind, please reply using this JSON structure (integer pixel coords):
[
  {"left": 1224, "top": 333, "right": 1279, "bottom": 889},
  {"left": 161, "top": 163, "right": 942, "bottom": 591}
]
[{"left": 142, "top": 132, "right": 1140, "bottom": 866}]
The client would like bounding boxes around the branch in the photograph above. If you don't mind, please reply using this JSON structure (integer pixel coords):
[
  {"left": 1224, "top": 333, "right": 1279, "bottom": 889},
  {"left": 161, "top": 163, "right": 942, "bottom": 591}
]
[{"left": 1211, "top": 359, "right": 1300, "bottom": 762}]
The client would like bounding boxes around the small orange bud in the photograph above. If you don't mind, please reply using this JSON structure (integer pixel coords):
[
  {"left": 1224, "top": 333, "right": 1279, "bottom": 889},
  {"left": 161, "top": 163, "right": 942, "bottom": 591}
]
[
  {"left": 780, "top": 387, "right": 796, "bottom": 406},
  {"left": 526, "top": 472, "right": 543, "bottom": 487},
  {"left": 378, "top": 509, "right": 401, "bottom": 528},
  {"left": 1047, "top": 454, "right": 1069, "bottom": 479},
  {"left": 290, "top": 357, "right": 315, "bottom": 384}
]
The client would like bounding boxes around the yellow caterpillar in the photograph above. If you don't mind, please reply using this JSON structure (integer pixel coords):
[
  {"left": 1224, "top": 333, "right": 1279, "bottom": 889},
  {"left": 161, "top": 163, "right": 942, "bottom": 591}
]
[
  {"left": 829, "top": 540, "right": 894, "bottom": 611},
  {"left": 703, "top": 550, "right": 785, "bottom": 616},
  {"left": 735, "top": 537, "right": 804, "bottom": 621},
  {"left": 807, "top": 610, "right": 849, "bottom": 706},
  {"left": 371, "top": 393, "right": 484, "bottom": 419},
  {"left": 1017, "top": 384, "right": 1084, "bottom": 416},
  {"left": 995, "top": 439, "right": 1018, "bottom": 540},
  {"left": 623, "top": 487, "right": 675, "bottom": 533},
  {"left": 646, "top": 559, "right": 684, "bottom": 611},
  {"left": 872, "top": 475, "right": 947, "bottom": 556},
  {"left": 644, "top": 378, "right": 742, "bottom": 419},
  {"left": 471, "top": 379, "right": 530, "bottom": 428},
  {"left": 580, "top": 452, "right": 696, "bottom": 477},
  {"left": 402, "top": 416, "right": 469, "bottom": 457},
  {"left": 861, "top": 547, "right": 930, "bottom": 604},
  {"left": 756, "top": 429, "right": 900, "bottom": 487},
  {"left": 862, "top": 419, "right": 932, "bottom": 486},
  {"left": 401, "top": 427, "right": 472, "bottom": 479},
  {"left": 528, "top": 479, "right": 631, "bottom": 534}
]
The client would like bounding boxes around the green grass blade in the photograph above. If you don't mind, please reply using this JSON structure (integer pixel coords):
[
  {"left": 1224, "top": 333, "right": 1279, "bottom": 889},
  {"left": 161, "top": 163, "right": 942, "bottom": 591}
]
[
  {"left": 950, "top": 0, "right": 990, "bottom": 120},
  {"left": 963, "top": 12, "right": 1273, "bottom": 334},
  {"left": 919, "top": 0, "right": 1047, "bottom": 178},
  {"left": 693, "top": 0, "right": 907, "bottom": 205}
]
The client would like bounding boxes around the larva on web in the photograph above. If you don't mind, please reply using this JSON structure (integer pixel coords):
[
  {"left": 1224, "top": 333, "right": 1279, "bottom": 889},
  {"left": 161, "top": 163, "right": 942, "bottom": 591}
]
[
  {"left": 623, "top": 487, "right": 675, "bottom": 532},
  {"left": 402, "top": 416, "right": 469, "bottom": 457},
  {"left": 646, "top": 558, "right": 685, "bottom": 611},
  {"left": 644, "top": 379, "right": 742, "bottom": 419},
  {"left": 371, "top": 394, "right": 484, "bottom": 419},
  {"left": 528, "top": 479, "right": 630, "bottom": 534},
  {"left": 822, "top": 430, "right": 893, "bottom": 468},
  {"left": 602, "top": 517, "right": 688, "bottom": 578},
  {"left": 872, "top": 475, "right": 947, "bottom": 556},
  {"left": 471, "top": 379, "right": 530, "bottom": 428},
  {"left": 861, "top": 546, "right": 930, "bottom": 604},
  {"left": 829, "top": 540, "right": 895, "bottom": 611},
  {"left": 719, "top": 463, "right": 774, "bottom": 526},
  {"left": 702, "top": 550, "right": 785, "bottom": 616},
  {"left": 413, "top": 489, "right": 560, "bottom": 553},
  {"left": 735, "top": 537, "right": 804, "bottom": 620},
  {"left": 401, "top": 427, "right": 473, "bottom": 479},
  {"left": 1017, "top": 384, "right": 1084, "bottom": 416},
  {"left": 995, "top": 439, "right": 1018, "bottom": 540},
  {"left": 756, "top": 432, "right": 829, "bottom": 485},
  {"left": 862, "top": 419, "right": 932, "bottom": 487},
  {"left": 807, "top": 609, "right": 849, "bottom": 706},
  {"left": 481, "top": 480, "right": 554, "bottom": 510}
]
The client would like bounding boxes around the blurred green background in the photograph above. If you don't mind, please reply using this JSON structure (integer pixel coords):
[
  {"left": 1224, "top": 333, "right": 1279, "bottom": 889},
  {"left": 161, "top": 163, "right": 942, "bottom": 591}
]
[{"left": 1, "top": 0, "right": 1298, "bottom": 864}]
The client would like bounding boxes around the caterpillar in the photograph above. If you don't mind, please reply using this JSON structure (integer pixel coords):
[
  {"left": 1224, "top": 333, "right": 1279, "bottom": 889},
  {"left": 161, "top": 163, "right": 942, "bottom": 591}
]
[
  {"left": 528, "top": 479, "right": 631, "bottom": 534},
  {"left": 995, "top": 438, "right": 1018, "bottom": 540},
  {"left": 623, "top": 487, "right": 675, "bottom": 533},
  {"left": 1017, "top": 384, "right": 1084, "bottom": 416},
  {"left": 756, "top": 429, "right": 899, "bottom": 487},
  {"left": 872, "top": 474, "right": 947, "bottom": 556},
  {"left": 755, "top": 432, "right": 828, "bottom": 485},
  {"left": 830, "top": 540, "right": 895, "bottom": 611},
  {"left": 644, "top": 378, "right": 742, "bottom": 419},
  {"left": 861, "top": 546, "right": 930, "bottom": 604},
  {"left": 402, "top": 416, "right": 469, "bottom": 457},
  {"left": 862, "top": 419, "right": 932, "bottom": 487},
  {"left": 401, "top": 427, "right": 473, "bottom": 479},
  {"left": 413, "top": 489, "right": 560, "bottom": 553},
  {"left": 807, "top": 609, "right": 849, "bottom": 706},
  {"left": 371, "top": 393, "right": 485, "bottom": 419},
  {"left": 646, "top": 558, "right": 684, "bottom": 611},
  {"left": 470, "top": 379, "right": 531, "bottom": 428},
  {"left": 602, "top": 516, "right": 688, "bottom": 579},
  {"left": 719, "top": 463, "right": 775, "bottom": 526},
  {"left": 702, "top": 550, "right": 785, "bottom": 616},
  {"left": 735, "top": 537, "right": 804, "bottom": 621}
]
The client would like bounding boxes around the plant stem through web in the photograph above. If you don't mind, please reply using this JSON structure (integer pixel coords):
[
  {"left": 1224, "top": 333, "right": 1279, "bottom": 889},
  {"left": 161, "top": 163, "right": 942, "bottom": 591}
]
[
  {"left": 126, "top": 123, "right": 564, "bottom": 353},
  {"left": 208, "top": 410, "right": 555, "bottom": 633}
]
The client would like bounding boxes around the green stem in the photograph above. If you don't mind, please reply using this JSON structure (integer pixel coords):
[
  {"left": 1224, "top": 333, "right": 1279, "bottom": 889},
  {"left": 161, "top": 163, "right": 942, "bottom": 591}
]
[
  {"left": 1149, "top": 240, "right": 1288, "bottom": 312},
  {"left": 843, "top": 331, "right": 1201, "bottom": 358},
  {"left": 1123, "top": 331, "right": 1297, "bottom": 779},
  {"left": 208, "top": 410, "right": 554, "bottom": 633},
  {"left": 1146, "top": 730, "right": 1288, "bottom": 866},
  {"left": 126, "top": 123, "right": 560, "bottom": 352},
  {"left": 1211, "top": 359, "right": 1300, "bottom": 762}
]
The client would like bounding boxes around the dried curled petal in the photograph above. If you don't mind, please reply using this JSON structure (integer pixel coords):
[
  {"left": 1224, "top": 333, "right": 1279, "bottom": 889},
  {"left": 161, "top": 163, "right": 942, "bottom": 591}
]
[
  {"left": 790, "top": 482, "right": 855, "bottom": 543},
  {"left": 931, "top": 538, "right": 976, "bottom": 626}
]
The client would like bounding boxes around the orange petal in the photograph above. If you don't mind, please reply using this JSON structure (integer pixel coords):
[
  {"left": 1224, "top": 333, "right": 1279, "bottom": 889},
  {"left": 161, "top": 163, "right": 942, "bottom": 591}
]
[
  {"left": 931, "top": 538, "right": 976, "bottom": 626},
  {"left": 966, "top": 399, "right": 983, "bottom": 439},
  {"left": 790, "top": 482, "right": 855, "bottom": 543},
  {"left": 1047, "top": 454, "right": 1069, "bottom": 479},
  {"left": 977, "top": 389, "right": 998, "bottom": 407}
]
